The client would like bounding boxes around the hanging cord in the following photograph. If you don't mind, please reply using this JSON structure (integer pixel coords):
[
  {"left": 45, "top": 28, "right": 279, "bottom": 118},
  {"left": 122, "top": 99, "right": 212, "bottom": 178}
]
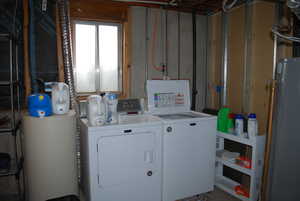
[
  {"left": 222, "top": 0, "right": 239, "bottom": 12},
  {"left": 272, "top": 26, "right": 300, "bottom": 42},
  {"left": 150, "top": 10, "right": 164, "bottom": 72}
]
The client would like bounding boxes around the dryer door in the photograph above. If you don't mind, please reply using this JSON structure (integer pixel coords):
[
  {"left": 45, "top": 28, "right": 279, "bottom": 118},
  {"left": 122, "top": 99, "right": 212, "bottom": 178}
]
[{"left": 96, "top": 129, "right": 161, "bottom": 201}]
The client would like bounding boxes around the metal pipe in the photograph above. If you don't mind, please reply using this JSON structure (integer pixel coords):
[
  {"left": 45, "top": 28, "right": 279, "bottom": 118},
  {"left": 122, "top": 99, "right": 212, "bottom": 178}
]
[
  {"left": 272, "top": 35, "right": 278, "bottom": 79},
  {"left": 9, "top": 38, "right": 15, "bottom": 129},
  {"left": 57, "top": 0, "right": 78, "bottom": 111},
  {"left": 160, "top": 7, "right": 166, "bottom": 77},
  {"left": 29, "top": 0, "right": 38, "bottom": 93},
  {"left": 287, "top": 0, "right": 300, "bottom": 20},
  {"left": 145, "top": 7, "right": 149, "bottom": 81},
  {"left": 191, "top": 10, "right": 197, "bottom": 110},
  {"left": 165, "top": 9, "right": 168, "bottom": 77},
  {"left": 177, "top": 12, "right": 180, "bottom": 79},
  {"left": 205, "top": 16, "right": 213, "bottom": 109},
  {"left": 16, "top": 44, "right": 21, "bottom": 112},
  {"left": 221, "top": 11, "right": 229, "bottom": 107},
  {"left": 57, "top": 0, "right": 81, "bottom": 184},
  {"left": 113, "top": 0, "right": 176, "bottom": 6}
]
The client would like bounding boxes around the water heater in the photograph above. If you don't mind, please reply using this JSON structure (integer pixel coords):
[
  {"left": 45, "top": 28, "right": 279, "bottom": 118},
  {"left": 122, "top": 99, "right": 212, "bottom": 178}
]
[{"left": 51, "top": 82, "right": 70, "bottom": 115}]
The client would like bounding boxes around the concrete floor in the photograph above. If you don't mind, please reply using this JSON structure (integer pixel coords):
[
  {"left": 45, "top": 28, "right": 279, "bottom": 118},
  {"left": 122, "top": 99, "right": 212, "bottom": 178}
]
[
  {"left": 0, "top": 187, "right": 240, "bottom": 201},
  {"left": 179, "top": 188, "right": 240, "bottom": 201},
  {"left": 78, "top": 187, "right": 240, "bottom": 201}
]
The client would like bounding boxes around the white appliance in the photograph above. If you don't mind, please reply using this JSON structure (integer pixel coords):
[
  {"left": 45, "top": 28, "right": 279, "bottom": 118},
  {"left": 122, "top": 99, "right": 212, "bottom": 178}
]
[
  {"left": 51, "top": 82, "right": 70, "bottom": 114},
  {"left": 80, "top": 114, "right": 163, "bottom": 201},
  {"left": 147, "top": 80, "right": 217, "bottom": 201},
  {"left": 87, "top": 95, "right": 107, "bottom": 126},
  {"left": 23, "top": 111, "right": 78, "bottom": 201}
]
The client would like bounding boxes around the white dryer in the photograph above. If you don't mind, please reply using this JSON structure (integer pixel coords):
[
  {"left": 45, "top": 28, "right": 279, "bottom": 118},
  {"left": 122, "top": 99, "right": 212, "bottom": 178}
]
[
  {"left": 147, "top": 80, "right": 217, "bottom": 201},
  {"left": 80, "top": 114, "right": 163, "bottom": 201}
]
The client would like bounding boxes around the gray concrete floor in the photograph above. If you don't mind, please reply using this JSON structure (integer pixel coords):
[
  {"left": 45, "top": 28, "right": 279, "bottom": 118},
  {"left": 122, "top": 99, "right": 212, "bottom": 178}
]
[
  {"left": 79, "top": 187, "right": 240, "bottom": 201},
  {"left": 0, "top": 187, "right": 240, "bottom": 201},
  {"left": 179, "top": 187, "right": 240, "bottom": 201}
]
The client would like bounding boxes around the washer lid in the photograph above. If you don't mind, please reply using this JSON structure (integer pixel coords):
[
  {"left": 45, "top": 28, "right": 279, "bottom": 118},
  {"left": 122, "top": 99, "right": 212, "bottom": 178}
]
[
  {"left": 146, "top": 80, "right": 190, "bottom": 115},
  {"left": 156, "top": 112, "right": 208, "bottom": 120}
]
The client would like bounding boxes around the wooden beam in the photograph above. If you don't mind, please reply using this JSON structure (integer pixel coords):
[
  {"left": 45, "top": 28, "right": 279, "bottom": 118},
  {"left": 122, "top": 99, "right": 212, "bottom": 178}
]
[
  {"left": 23, "top": 0, "right": 31, "bottom": 98},
  {"left": 56, "top": 5, "right": 65, "bottom": 82},
  {"left": 122, "top": 7, "right": 132, "bottom": 98}
]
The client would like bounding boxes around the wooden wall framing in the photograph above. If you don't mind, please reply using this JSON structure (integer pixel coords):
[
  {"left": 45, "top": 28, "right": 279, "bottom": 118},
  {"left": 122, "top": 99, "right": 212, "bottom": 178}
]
[
  {"left": 23, "top": 0, "right": 31, "bottom": 98},
  {"left": 207, "top": 13, "right": 222, "bottom": 110},
  {"left": 130, "top": 6, "right": 208, "bottom": 111},
  {"left": 207, "top": 1, "right": 292, "bottom": 134}
]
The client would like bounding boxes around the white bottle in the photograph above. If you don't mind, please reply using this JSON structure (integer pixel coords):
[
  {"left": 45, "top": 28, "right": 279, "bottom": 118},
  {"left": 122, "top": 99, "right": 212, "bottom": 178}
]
[
  {"left": 51, "top": 82, "right": 70, "bottom": 114},
  {"left": 235, "top": 114, "right": 244, "bottom": 137},
  {"left": 106, "top": 93, "right": 118, "bottom": 124},
  {"left": 248, "top": 113, "right": 258, "bottom": 139},
  {"left": 87, "top": 95, "right": 106, "bottom": 126}
]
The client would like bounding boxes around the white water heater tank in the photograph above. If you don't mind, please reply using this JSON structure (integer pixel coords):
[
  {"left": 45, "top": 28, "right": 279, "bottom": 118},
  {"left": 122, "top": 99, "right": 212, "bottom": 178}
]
[
  {"left": 87, "top": 95, "right": 106, "bottom": 126},
  {"left": 52, "top": 82, "right": 70, "bottom": 115}
]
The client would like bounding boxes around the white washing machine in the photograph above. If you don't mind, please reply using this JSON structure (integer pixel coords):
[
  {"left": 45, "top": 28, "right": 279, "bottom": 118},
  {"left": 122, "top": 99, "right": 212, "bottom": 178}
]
[
  {"left": 80, "top": 114, "right": 163, "bottom": 201},
  {"left": 147, "top": 80, "right": 217, "bottom": 201}
]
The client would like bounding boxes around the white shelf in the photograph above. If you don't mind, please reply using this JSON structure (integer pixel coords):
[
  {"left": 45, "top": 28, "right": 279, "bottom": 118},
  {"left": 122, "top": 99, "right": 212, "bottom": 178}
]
[
  {"left": 215, "top": 176, "right": 250, "bottom": 201},
  {"left": 216, "top": 156, "right": 253, "bottom": 176},
  {"left": 216, "top": 132, "right": 266, "bottom": 201},
  {"left": 217, "top": 132, "right": 255, "bottom": 146}
]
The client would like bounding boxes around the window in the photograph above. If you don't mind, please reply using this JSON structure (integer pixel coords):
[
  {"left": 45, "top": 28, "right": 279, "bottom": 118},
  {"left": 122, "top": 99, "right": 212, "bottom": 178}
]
[{"left": 74, "top": 21, "right": 122, "bottom": 93}]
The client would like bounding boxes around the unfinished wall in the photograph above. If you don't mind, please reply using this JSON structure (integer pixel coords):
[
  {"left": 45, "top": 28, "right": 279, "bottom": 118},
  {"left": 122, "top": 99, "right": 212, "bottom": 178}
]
[
  {"left": 130, "top": 7, "right": 208, "bottom": 111},
  {"left": 207, "top": 1, "right": 293, "bottom": 134},
  {"left": 207, "top": 13, "right": 222, "bottom": 110},
  {"left": 227, "top": 6, "right": 245, "bottom": 114},
  {"left": 249, "top": 2, "right": 275, "bottom": 134}
]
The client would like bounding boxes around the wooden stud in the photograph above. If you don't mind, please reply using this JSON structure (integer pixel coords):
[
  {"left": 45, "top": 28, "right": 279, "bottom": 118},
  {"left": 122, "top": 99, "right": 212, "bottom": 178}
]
[
  {"left": 56, "top": 5, "right": 65, "bottom": 82},
  {"left": 227, "top": 6, "right": 245, "bottom": 114},
  {"left": 208, "top": 13, "right": 222, "bottom": 109},
  {"left": 122, "top": 7, "right": 132, "bottom": 98},
  {"left": 250, "top": 1, "right": 275, "bottom": 134},
  {"left": 23, "top": 0, "right": 31, "bottom": 98},
  {"left": 261, "top": 80, "right": 276, "bottom": 201}
]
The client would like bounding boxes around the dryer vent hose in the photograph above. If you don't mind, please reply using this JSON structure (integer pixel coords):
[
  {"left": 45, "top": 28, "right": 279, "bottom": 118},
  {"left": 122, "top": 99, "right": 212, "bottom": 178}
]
[{"left": 57, "top": 0, "right": 79, "bottom": 113}]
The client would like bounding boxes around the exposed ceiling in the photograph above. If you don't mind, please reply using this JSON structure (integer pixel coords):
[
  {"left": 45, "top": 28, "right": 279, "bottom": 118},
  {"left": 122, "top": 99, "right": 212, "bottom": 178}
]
[
  {"left": 115, "top": 0, "right": 225, "bottom": 14},
  {"left": 174, "top": 0, "right": 223, "bottom": 14},
  {"left": 116, "top": 0, "right": 279, "bottom": 14}
]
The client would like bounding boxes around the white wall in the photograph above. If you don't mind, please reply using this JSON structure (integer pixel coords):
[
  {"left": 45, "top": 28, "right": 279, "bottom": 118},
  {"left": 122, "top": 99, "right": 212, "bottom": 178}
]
[{"left": 130, "top": 7, "right": 208, "bottom": 112}]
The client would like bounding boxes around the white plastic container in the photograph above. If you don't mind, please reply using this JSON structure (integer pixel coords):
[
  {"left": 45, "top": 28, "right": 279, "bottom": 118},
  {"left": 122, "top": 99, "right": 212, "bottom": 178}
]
[
  {"left": 51, "top": 82, "right": 70, "bottom": 115},
  {"left": 235, "top": 114, "right": 244, "bottom": 137},
  {"left": 106, "top": 93, "right": 118, "bottom": 124},
  {"left": 87, "top": 95, "right": 107, "bottom": 126},
  {"left": 248, "top": 113, "right": 258, "bottom": 138}
]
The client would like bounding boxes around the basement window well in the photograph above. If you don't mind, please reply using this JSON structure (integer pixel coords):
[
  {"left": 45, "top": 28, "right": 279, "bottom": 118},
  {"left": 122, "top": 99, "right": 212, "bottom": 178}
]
[{"left": 74, "top": 21, "right": 122, "bottom": 93}]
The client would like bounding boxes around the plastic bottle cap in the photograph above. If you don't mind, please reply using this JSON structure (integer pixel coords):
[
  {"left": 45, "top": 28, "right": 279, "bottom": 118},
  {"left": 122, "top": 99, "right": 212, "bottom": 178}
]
[
  {"left": 248, "top": 113, "right": 256, "bottom": 118},
  {"left": 235, "top": 114, "right": 243, "bottom": 119},
  {"left": 228, "top": 113, "right": 235, "bottom": 119},
  {"left": 108, "top": 93, "right": 117, "bottom": 100}
]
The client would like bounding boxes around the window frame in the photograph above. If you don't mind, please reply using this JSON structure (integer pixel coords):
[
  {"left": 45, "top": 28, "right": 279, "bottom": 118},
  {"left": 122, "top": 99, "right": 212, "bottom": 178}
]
[{"left": 73, "top": 20, "right": 123, "bottom": 95}]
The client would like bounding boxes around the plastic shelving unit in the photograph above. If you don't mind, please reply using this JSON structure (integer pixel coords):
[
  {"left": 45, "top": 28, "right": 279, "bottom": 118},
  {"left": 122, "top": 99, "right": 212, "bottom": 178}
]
[{"left": 215, "top": 132, "right": 265, "bottom": 201}]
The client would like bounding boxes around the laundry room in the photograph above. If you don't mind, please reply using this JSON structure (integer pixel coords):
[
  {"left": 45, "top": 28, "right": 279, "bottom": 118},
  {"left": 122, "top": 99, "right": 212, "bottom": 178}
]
[{"left": 0, "top": 0, "right": 298, "bottom": 201}]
